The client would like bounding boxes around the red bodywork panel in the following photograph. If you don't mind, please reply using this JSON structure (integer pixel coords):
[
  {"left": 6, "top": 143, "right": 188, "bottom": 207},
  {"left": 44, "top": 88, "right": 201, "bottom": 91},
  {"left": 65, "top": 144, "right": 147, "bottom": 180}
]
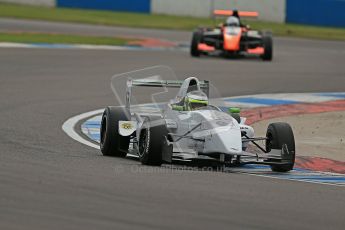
[
  {"left": 214, "top": 10, "right": 259, "bottom": 18},
  {"left": 198, "top": 43, "right": 215, "bottom": 52},
  {"left": 223, "top": 27, "right": 242, "bottom": 51},
  {"left": 223, "top": 33, "right": 241, "bottom": 51},
  {"left": 197, "top": 27, "right": 264, "bottom": 54},
  {"left": 195, "top": 9, "right": 265, "bottom": 56},
  {"left": 247, "top": 47, "right": 264, "bottom": 55}
]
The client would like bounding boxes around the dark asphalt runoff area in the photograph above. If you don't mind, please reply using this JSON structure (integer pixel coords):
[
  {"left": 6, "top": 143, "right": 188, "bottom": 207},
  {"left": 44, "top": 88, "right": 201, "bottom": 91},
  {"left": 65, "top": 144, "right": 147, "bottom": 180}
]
[{"left": 0, "top": 19, "right": 345, "bottom": 230}]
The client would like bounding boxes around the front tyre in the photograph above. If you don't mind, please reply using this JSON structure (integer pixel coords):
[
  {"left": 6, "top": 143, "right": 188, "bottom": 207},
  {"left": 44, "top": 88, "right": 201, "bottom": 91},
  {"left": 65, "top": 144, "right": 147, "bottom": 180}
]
[
  {"left": 266, "top": 122, "right": 295, "bottom": 172},
  {"left": 261, "top": 34, "right": 273, "bottom": 61},
  {"left": 100, "top": 106, "right": 130, "bottom": 157},
  {"left": 191, "top": 30, "right": 202, "bottom": 57},
  {"left": 138, "top": 119, "right": 168, "bottom": 166}
]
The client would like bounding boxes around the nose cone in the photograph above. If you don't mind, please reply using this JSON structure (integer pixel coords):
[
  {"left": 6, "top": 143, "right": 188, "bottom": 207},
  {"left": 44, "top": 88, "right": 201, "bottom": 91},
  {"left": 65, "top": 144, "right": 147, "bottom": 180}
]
[
  {"left": 212, "top": 126, "right": 242, "bottom": 154},
  {"left": 200, "top": 118, "right": 242, "bottom": 154}
]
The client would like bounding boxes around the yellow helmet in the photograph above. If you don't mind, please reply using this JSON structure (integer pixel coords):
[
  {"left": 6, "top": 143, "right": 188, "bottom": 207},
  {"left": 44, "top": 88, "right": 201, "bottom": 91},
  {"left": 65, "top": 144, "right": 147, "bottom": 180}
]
[{"left": 185, "top": 91, "right": 208, "bottom": 110}]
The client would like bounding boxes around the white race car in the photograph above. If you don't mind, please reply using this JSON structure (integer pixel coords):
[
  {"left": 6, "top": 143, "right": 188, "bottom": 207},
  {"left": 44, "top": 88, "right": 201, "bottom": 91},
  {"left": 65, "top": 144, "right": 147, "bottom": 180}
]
[{"left": 100, "top": 66, "right": 295, "bottom": 172}]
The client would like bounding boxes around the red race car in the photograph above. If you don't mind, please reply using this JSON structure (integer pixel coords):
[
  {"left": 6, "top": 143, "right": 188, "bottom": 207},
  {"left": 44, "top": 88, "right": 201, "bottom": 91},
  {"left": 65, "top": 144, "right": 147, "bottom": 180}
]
[{"left": 191, "top": 10, "right": 273, "bottom": 61}]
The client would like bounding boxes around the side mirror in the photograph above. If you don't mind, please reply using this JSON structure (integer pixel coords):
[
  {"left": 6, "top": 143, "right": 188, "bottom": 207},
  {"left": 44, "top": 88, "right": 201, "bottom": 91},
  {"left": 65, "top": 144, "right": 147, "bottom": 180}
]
[
  {"left": 171, "top": 105, "right": 184, "bottom": 111},
  {"left": 229, "top": 107, "right": 240, "bottom": 114}
]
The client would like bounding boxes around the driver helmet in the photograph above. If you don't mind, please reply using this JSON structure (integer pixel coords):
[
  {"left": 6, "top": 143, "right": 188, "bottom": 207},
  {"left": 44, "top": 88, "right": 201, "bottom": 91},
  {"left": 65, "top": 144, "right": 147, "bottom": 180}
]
[
  {"left": 225, "top": 16, "right": 240, "bottom": 27},
  {"left": 184, "top": 91, "right": 208, "bottom": 110}
]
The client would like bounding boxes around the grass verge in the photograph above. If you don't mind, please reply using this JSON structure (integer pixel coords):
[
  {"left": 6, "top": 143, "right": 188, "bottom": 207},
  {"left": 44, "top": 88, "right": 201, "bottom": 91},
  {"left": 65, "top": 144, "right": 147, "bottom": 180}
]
[
  {"left": 0, "top": 32, "right": 136, "bottom": 45},
  {"left": 1, "top": 3, "right": 345, "bottom": 41}
]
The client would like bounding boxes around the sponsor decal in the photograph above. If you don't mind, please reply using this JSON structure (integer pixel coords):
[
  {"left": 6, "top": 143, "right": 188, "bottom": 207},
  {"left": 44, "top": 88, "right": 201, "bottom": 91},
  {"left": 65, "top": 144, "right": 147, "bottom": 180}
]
[{"left": 121, "top": 122, "right": 133, "bottom": 130}]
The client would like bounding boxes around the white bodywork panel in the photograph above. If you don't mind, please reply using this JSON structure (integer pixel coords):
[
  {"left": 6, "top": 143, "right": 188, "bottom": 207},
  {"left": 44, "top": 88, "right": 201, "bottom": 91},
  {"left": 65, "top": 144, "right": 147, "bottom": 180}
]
[
  {"left": 164, "top": 107, "right": 243, "bottom": 156},
  {"left": 118, "top": 121, "right": 137, "bottom": 136}
]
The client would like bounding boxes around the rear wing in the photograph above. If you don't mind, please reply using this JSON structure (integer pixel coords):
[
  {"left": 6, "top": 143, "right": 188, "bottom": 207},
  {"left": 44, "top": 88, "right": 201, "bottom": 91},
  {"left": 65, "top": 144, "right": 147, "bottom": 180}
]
[
  {"left": 129, "top": 79, "right": 209, "bottom": 89},
  {"left": 125, "top": 79, "right": 210, "bottom": 112},
  {"left": 214, "top": 10, "right": 259, "bottom": 18}
]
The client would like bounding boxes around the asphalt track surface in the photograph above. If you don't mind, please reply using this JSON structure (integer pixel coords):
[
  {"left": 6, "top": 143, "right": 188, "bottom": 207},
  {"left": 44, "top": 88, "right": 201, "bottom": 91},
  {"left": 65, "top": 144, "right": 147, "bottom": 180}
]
[
  {"left": 1, "top": 19, "right": 345, "bottom": 229},
  {"left": 0, "top": 18, "right": 188, "bottom": 42}
]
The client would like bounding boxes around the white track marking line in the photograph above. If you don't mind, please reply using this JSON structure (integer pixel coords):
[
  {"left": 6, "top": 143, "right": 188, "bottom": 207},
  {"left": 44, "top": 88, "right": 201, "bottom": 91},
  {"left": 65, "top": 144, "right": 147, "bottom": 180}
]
[
  {"left": 62, "top": 109, "right": 104, "bottom": 149},
  {"left": 0, "top": 42, "right": 181, "bottom": 51},
  {"left": 0, "top": 42, "right": 132, "bottom": 50},
  {"left": 250, "top": 93, "right": 344, "bottom": 103}
]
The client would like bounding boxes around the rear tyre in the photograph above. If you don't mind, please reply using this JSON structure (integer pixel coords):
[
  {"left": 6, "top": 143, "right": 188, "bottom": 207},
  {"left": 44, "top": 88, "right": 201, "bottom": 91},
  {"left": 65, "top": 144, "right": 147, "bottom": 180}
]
[
  {"left": 138, "top": 119, "right": 168, "bottom": 166},
  {"left": 261, "top": 34, "right": 273, "bottom": 61},
  {"left": 100, "top": 106, "right": 130, "bottom": 157},
  {"left": 191, "top": 30, "right": 202, "bottom": 57},
  {"left": 266, "top": 122, "right": 295, "bottom": 172}
]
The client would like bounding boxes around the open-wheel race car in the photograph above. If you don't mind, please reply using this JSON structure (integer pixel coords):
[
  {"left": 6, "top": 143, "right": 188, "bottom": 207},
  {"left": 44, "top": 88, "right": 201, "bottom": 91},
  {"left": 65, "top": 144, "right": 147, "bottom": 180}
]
[
  {"left": 100, "top": 66, "right": 294, "bottom": 172},
  {"left": 191, "top": 9, "right": 273, "bottom": 61}
]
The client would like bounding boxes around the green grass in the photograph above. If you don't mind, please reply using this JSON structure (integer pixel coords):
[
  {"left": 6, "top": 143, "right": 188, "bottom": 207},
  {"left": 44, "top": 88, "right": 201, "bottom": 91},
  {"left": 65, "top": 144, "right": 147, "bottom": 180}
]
[
  {"left": 1, "top": 3, "right": 345, "bottom": 41},
  {"left": 0, "top": 3, "right": 213, "bottom": 30},
  {"left": 0, "top": 32, "right": 136, "bottom": 45}
]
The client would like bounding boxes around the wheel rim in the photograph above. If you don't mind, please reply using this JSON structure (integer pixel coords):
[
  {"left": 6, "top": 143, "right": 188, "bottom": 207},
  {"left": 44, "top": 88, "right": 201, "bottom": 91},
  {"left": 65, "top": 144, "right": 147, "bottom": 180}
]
[{"left": 138, "top": 129, "right": 148, "bottom": 157}]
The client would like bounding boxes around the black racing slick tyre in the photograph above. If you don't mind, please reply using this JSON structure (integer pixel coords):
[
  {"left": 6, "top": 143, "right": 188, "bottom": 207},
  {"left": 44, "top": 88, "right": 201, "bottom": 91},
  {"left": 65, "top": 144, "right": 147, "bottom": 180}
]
[
  {"left": 138, "top": 119, "right": 168, "bottom": 166},
  {"left": 100, "top": 106, "right": 130, "bottom": 157},
  {"left": 261, "top": 34, "right": 273, "bottom": 61},
  {"left": 191, "top": 30, "right": 202, "bottom": 57},
  {"left": 266, "top": 122, "right": 295, "bottom": 172}
]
